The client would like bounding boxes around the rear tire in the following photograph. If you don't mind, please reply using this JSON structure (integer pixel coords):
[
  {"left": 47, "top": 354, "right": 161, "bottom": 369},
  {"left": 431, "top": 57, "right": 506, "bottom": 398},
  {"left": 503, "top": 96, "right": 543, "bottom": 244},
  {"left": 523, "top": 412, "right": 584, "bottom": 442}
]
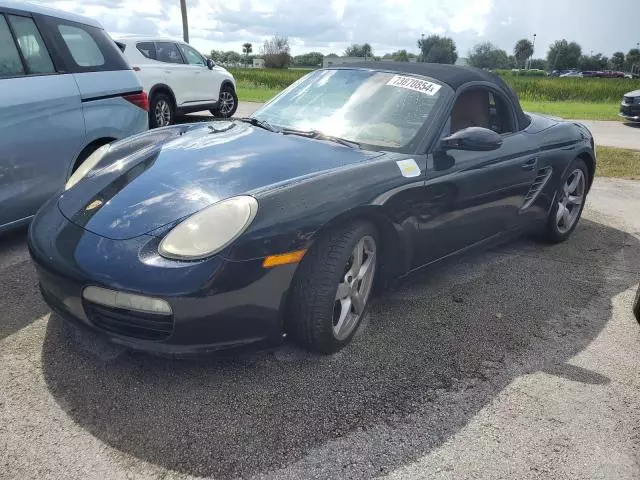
[
  {"left": 211, "top": 84, "right": 238, "bottom": 118},
  {"left": 286, "top": 221, "right": 378, "bottom": 354},
  {"left": 543, "top": 158, "right": 588, "bottom": 243},
  {"left": 149, "top": 92, "right": 174, "bottom": 128}
]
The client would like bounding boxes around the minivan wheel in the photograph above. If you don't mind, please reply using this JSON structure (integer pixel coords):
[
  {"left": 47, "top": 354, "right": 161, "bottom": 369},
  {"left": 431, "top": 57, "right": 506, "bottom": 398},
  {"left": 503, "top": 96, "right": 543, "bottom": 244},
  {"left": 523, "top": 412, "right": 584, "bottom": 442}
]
[
  {"left": 211, "top": 84, "right": 238, "bottom": 118},
  {"left": 150, "top": 93, "right": 174, "bottom": 128}
]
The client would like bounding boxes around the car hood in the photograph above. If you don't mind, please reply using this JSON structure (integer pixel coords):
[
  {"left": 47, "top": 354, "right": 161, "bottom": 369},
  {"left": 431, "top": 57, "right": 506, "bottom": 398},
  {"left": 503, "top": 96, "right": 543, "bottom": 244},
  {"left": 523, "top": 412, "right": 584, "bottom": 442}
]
[
  {"left": 58, "top": 121, "right": 381, "bottom": 240},
  {"left": 624, "top": 89, "right": 640, "bottom": 97}
]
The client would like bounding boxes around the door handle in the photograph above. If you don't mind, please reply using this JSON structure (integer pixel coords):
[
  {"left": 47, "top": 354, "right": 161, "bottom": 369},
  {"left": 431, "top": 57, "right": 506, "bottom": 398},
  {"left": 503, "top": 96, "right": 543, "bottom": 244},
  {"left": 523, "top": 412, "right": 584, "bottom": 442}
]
[{"left": 522, "top": 157, "right": 537, "bottom": 170}]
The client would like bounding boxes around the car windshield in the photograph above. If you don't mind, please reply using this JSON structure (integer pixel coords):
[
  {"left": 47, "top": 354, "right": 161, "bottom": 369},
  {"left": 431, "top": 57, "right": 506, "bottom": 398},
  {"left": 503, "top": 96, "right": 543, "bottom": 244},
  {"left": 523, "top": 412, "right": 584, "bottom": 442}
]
[{"left": 250, "top": 68, "right": 446, "bottom": 151}]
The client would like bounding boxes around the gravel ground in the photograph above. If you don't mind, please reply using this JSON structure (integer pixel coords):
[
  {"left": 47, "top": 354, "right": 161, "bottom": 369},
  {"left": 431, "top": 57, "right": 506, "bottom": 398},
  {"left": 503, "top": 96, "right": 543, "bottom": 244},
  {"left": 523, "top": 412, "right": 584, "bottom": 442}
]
[{"left": 1, "top": 177, "right": 639, "bottom": 480}]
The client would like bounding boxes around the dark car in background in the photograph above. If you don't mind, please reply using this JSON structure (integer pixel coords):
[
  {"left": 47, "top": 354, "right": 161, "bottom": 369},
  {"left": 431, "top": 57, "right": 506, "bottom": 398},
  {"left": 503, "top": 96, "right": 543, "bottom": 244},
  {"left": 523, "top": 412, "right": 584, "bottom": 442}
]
[
  {"left": 620, "top": 90, "right": 640, "bottom": 122},
  {"left": 634, "top": 286, "right": 640, "bottom": 322}
]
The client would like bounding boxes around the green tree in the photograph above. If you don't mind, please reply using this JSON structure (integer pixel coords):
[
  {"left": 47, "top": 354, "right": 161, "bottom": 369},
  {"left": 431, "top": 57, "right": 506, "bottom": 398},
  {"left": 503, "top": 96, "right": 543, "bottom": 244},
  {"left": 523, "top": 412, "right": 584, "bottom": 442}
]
[
  {"left": 513, "top": 39, "right": 534, "bottom": 68},
  {"left": 529, "top": 58, "right": 548, "bottom": 70},
  {"left": 325, "top": 53, "right": 339, "bottom": 58},
  {"left": 389, "top": 49, "right": 409, "bottom": 61},
  {"left": 344, "top": 43, "right": 374, "bottom": 58},
  {"left": 418, "top": 35, "right": 457, "bottom": 64},
  {"left": 467, "top": 42, "right": 509, "bottom": 69},
  {"left": 261, "top": 34, "right": 291, "bottom": 68},
  {"left": 210, "top": 50, "right": 225, "bottom": 63},
  {"left": 547, "top": 39, "right": 582, "bottom": 70},
  {"left": 242, "top": 42, "right": 252, "bottom": 66},
  {"left": 225, "top": 51, "right": 242, "bottom": 64},
  {"left": 578, "top": 53, "right": 608, "bottom": 71},
  {"left": 626, "top": 48, "right": 640, "bottom": 73},
  {"left": 610, "top": 51, "right": 625, "bottom": 70},
  {"left": 293, "top": 52, "right": 324, "bottom": 67}
]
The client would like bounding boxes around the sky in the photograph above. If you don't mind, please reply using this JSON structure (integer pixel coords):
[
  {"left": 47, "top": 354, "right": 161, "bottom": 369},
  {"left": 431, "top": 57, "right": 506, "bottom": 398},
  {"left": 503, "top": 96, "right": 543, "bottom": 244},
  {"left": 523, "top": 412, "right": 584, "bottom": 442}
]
[{"left": 31, "top": 0, "right": 640, "bottom": 58}]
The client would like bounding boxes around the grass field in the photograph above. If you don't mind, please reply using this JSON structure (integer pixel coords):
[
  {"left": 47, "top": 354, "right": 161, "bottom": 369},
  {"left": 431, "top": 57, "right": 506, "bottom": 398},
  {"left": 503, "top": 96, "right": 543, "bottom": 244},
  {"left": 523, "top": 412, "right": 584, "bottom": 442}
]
[
  {"left": 596, "top": 147, "right": 640, "bottom": 179},
  {"left": 231, "top": 68, "right": 636, "bottom": 120},
  {"left": 520, "top": 101, "right": 621, "bottom": 121}
]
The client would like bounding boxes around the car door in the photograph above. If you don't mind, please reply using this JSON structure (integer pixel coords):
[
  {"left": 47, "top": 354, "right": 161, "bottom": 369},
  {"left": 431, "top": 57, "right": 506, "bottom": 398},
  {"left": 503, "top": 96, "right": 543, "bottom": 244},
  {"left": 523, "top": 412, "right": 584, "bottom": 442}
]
[
  {"left": 416, "top": 85, "right": 539, "bottom": 264},
  {"left": 0, "top": 11, "right": 85, "bottom": 229},
  {"left": 177, "top": 42, "right": 216, "bottom": 104},
  {"left": 155, "top": 41, "right": 193, "bottom": 106}
]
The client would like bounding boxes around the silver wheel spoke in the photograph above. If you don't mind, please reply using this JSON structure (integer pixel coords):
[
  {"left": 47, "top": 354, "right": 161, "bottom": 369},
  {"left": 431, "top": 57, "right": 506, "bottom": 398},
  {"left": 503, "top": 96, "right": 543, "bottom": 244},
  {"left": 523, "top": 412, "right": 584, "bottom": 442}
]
[
  {"left": 567, "top": 194, "right": 582, "bottom": 205},
  {"left": 350, "top": 239, "right": 364, "bottom": 277},
  {"left": 351, "top": 292, "right": 364, "bottom": 314},
  {"left": 334, "top": 298, "right": 352, "bottom": 337},
  {"left": 335, "top": 282, "right": 350, "bottom": 300},
  {"left": 556, "top": 203, "right": 567, "bottom": 225}
]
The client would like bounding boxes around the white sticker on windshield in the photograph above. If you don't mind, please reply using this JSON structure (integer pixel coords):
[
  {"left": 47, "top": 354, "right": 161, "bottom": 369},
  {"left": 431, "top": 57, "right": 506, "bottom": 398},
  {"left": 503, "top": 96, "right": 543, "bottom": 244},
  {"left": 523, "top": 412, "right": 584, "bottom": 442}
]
[
  {"left": 386, "top": 75, "right": 441, "bottom": 96},
  {"left": 396, "top": 159, "right": 421, "bottom": 178}
]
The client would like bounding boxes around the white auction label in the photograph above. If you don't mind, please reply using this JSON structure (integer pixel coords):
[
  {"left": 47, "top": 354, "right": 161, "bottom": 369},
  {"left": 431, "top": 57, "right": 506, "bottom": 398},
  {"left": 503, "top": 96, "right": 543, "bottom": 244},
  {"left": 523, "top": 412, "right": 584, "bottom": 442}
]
[{"left": 386, "top": 75, "right": 442, "bottom": 96}]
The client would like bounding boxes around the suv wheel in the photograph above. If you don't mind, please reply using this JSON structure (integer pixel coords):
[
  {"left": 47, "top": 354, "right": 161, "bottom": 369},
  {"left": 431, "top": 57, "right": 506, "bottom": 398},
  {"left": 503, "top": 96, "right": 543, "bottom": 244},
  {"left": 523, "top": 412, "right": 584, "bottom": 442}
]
[
  {"left": 150, "top": 92, "right": 174, "bottom": 128},
  {"left": 211, "top": 84, "right": 238, "bottom": 118}
]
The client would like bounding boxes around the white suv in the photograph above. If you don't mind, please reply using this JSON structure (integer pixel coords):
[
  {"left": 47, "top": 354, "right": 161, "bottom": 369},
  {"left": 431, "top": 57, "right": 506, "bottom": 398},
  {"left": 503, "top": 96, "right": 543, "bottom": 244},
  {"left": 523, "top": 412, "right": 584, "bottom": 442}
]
[{"left": 116, "top": 36, "right": 238, "bottom": 127}]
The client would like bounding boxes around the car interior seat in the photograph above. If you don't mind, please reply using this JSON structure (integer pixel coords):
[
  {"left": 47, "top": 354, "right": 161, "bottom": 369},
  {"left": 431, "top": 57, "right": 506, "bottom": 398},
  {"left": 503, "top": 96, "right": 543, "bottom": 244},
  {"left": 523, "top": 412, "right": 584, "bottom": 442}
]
[{"left": 450, "top": 89, "right": 491, "bottom": 133}]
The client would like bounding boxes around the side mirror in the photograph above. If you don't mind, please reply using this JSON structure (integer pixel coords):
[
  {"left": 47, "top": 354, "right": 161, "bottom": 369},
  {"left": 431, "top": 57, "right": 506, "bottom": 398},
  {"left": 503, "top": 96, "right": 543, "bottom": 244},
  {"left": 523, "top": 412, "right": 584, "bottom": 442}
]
[
  {"left": 206, "top": 58, "right": 215, "bottom": 70},
  {"left": 440, "top": 127, "right": 503, "bottom": 152}
]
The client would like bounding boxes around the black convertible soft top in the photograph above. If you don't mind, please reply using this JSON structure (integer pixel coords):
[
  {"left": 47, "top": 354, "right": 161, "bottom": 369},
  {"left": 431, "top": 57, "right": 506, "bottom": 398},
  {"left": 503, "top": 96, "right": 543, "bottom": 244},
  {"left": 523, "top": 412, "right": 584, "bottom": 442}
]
[{"left": 335, "top": 62, "right": 530, "bottom": 129}]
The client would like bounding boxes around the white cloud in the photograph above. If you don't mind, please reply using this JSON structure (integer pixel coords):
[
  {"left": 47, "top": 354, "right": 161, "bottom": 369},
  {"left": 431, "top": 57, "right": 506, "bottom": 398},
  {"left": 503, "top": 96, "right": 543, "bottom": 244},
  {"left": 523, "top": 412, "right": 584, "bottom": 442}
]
[{"left": 29, "top": 0, "right": 640, "bottom": 59}]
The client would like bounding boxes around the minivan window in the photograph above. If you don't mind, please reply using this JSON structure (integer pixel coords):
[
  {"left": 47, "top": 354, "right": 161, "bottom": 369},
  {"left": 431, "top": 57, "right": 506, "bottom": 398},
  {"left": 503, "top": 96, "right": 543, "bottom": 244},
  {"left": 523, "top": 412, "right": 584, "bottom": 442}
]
[
  {"left": 156, "top": 42, "right": 183, "bottom": 64},
  {"left": 0, "top": 15, "right": 24, "bottom": 77},
  {"left": 58, "top": 24, "right": 105, "bottom": 67},
  {"left": 8, "top": 15, "right": 55, "bottom": 75},
  {"left": 136, "top": 41, "right": 156, "bottom": 60},
  {"left": 178, "top": 43, "right": 204, "bottom": 66}
]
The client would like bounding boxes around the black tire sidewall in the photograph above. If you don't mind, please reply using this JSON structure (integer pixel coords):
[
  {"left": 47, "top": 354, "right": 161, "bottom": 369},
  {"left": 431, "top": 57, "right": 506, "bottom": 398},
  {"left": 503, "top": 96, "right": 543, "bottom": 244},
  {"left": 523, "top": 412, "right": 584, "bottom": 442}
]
[
  {"left": 214, "top": 85, "right": 238, "bottom": 118},
  {"left": 149, "top": 93, "right": 173, "bottom": 128},
  {"left": 287, "top": 221, "right": 378, "bottom": 353},
  {"left": 546, "top": 158, "right": 588, "bottom": 242}
]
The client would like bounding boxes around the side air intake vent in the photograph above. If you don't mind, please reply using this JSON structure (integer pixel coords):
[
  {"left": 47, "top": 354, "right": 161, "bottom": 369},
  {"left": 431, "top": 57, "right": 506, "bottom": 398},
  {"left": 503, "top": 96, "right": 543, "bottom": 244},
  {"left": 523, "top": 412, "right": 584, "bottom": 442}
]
[{"left": 522, "top": 166, "right": 553, "bottom": 210}]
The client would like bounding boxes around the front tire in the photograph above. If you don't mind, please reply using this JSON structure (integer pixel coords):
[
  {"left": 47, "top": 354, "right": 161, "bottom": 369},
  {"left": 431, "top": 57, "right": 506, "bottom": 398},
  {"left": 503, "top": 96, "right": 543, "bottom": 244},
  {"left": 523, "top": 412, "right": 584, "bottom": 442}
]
[
  {"left": 286, "top": 221, "right": 378, "bottom": 354},
  {"left": 211, "top": 84, "right": 238, "bottom": 118},
  {"left": 544, "top": 158, "right": 589, "bottom": 243},
  {"left": 149, "top": 92, "right": 174, "bottom": 128}
]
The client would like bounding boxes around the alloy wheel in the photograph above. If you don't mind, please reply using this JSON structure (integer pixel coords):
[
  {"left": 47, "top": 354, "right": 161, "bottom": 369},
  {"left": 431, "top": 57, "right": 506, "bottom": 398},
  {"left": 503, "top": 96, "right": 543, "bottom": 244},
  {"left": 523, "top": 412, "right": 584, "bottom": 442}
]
[
  {"left": 154, "top": 99, "right": 171, "bottom": 127},
  {"left": 333, "top": 235, "right": 376, "bottom": 340},
  {"left": 556, "top": 168, "right": 585, "bottom": 234},
  {"left": 218, "top": 91, "right": 235, "bottom": 116}
]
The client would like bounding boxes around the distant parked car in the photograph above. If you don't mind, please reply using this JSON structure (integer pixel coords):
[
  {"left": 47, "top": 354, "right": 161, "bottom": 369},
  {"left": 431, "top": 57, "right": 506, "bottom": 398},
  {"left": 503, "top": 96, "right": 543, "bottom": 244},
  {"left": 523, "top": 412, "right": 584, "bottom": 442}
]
[
  {"left": 0, "top": 0, "right": 148, "bottom": 234},
  {"left": 619, "top": 90, "right": 640, "bottom": 122},
  {"left": 116, "top": 36, "right": 238, "bottom": 127},
  {"left": 560, "top": 71, "right": 583, "bottom": 78},
  {"left": 634, "top": 285, "right": 640, "bottom": 322}
]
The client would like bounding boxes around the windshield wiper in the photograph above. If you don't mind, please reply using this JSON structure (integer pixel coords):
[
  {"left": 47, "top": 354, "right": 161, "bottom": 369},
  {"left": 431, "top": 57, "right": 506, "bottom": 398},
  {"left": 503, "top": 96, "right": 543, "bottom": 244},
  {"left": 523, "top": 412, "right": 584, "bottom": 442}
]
[
  {"left": 235, "top": 117, "right": 281, "bottom": 133},
  {"left": 281, "top": 128, "right": 360, "bottom": 149}
]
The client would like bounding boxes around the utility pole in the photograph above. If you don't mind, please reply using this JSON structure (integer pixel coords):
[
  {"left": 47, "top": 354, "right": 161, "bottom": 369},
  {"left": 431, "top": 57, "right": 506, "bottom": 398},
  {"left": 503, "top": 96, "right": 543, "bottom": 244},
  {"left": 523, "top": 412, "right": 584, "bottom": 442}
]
[
  {"left": 180, "top": 0, "right": 189, "bottom": 43},
  {"left": 528, "top": 33, "right": 536, "bottom": 69}
]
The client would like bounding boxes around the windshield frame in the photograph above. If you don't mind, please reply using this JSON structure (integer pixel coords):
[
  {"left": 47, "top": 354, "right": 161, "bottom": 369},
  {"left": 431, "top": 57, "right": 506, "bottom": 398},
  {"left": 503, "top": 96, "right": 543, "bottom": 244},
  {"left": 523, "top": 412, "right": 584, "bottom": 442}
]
[{"left": 250, "top": 67, "right": 454, "bottom": 154}]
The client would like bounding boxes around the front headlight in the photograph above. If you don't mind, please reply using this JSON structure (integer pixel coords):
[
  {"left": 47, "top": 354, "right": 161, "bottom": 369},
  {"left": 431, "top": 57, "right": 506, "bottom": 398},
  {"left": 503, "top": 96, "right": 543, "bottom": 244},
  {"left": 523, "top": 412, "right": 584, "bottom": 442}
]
[
  {"left": 65, "top": 144, "right": 110, "bottom": 190},
  {"left": 158, "top": 196, "right": 258, "bottom": 260}
]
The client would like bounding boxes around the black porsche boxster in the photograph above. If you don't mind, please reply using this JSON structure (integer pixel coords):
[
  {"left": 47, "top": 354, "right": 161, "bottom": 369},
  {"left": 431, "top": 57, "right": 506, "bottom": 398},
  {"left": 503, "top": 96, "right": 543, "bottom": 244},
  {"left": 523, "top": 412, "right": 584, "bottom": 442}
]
[{"left": 29, "top": 63, "right": 596, "bottom": 354}]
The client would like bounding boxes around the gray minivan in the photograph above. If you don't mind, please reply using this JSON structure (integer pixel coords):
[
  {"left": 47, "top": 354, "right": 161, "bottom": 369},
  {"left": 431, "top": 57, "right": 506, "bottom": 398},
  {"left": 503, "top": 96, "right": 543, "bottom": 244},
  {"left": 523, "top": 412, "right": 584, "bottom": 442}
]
[{"left": 0, "top": 0, "right": 148, "bottom": 233}]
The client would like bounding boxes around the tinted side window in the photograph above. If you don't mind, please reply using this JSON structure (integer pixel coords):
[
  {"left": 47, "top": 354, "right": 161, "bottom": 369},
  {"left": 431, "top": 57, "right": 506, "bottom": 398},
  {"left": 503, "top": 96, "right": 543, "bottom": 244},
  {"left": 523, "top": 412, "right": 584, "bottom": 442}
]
[
  {"left": 0, "top": 15, "right": 24, "bottom": 77},
  {"left": 8, "top": 15, "right": 55, "bottom": 74},
  {"left": 156, "top": 42, "right": 183, "bottom": 64},
  {"left": 38, "top": 15, "right": 130, "bottom": 73},
  {"left": 58, "top": 24, "right": 104, "bottom": 67},
  {"left": 136, "top": 41, "right": 156, "bottom": 60}
]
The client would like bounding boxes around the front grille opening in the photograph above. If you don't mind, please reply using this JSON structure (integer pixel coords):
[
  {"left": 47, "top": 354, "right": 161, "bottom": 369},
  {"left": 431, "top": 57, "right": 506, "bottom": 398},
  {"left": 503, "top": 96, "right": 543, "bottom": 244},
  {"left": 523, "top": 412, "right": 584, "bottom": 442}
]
[{"left": 84, "top": 302, "right": 174, "bottom": 341}]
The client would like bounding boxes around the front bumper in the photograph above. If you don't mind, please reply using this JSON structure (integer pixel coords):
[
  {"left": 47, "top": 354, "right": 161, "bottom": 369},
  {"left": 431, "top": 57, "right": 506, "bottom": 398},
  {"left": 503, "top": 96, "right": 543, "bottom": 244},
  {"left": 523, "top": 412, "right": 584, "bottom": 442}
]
[
  {"left": 619, "top": 102, "right": 640, "bottom": 122},
  {"left": 28, "top": 198, "right": 297, "bottom": 354}
]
